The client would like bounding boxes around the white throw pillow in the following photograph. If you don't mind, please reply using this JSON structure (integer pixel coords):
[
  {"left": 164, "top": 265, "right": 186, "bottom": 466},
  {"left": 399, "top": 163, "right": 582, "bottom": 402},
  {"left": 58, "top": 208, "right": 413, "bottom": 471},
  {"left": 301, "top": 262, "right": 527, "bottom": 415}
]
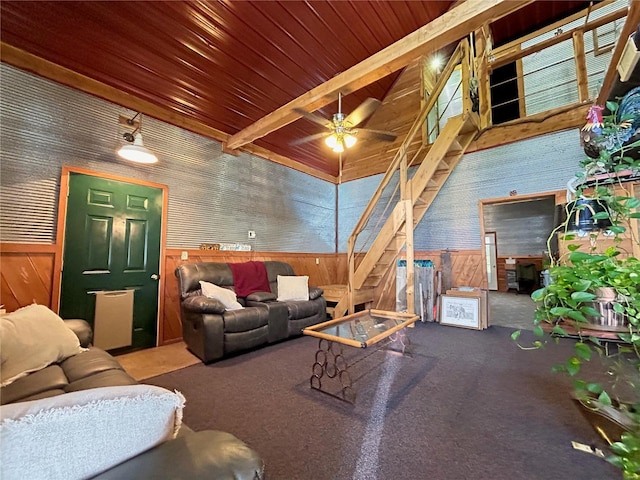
[
  {"left": 0, "top": 304, "right": 86, "bottom": 387},
  {"left": 277, "top": 275, "right": 309, "bottom": 301},
  {"left": 0, "top": 384, "right": 185, "bottom": 480},
  {"left": 199, "top": 281, "right": 244, "bottom": 310}
]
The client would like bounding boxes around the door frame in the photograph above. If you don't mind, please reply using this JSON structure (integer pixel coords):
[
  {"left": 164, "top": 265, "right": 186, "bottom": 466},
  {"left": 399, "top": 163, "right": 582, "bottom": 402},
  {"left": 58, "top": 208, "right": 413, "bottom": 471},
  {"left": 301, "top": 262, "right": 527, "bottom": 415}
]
[
  {"left": 53, "top": 166, "right": 168, "bottom": 346},
  {"left": 484, "top": 231, "right": 498, "bottom": 291},
  {"left": 478, "top": 190, "right": 563, "bottom": 290}
]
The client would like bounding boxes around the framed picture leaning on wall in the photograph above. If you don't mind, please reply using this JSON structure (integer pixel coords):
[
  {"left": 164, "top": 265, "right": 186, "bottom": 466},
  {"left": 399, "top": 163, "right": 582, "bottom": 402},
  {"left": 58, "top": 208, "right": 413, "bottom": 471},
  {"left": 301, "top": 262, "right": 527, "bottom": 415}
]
[{"left": 439, "top": 295, "right": 481, "bottom": 330}]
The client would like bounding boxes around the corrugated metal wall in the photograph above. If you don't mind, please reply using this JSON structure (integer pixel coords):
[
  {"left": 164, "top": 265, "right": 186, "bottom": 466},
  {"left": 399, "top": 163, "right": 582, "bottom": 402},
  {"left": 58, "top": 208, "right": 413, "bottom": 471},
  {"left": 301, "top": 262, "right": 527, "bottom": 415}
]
[
  {"left": 0, "top": 64, "right": 336, "bottom": 252},
  {"left": 338, "top": 128, "right": 586, "bottom": 252},
  {"left": 0, "top": 63, "right": 592, "bottom": 256},
  {"left": 483, "top": 198, "right": 556, "bottom": 256},
  {"left": 522, "top": 0, "right": 624, "bottom": 113}
]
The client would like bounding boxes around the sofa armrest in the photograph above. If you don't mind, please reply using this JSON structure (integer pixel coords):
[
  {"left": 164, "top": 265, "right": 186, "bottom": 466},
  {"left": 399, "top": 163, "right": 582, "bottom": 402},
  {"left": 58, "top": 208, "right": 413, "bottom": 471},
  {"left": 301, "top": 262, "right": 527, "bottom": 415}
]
[
  {"left": 309, "top": 286, "right": 323, "bottom": 300},
  {"left": 63, "top": 319, "right": 94, "bottom": 348},
  {"left": 182, "top": 296, "right": 226, "bottom": 315},
  {"left": 246, "top": 291, "right": 277, "bottom": 302},
  {"left": 91, "top": 429, "right": 264, "bottom": 480}
]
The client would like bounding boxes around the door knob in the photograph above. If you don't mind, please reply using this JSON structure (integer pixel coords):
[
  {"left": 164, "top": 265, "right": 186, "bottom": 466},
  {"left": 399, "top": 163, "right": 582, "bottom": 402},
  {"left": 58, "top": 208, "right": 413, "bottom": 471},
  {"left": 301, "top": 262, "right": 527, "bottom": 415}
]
[{"left": 151, "top": 274, "right": 160, "bottom": 280}]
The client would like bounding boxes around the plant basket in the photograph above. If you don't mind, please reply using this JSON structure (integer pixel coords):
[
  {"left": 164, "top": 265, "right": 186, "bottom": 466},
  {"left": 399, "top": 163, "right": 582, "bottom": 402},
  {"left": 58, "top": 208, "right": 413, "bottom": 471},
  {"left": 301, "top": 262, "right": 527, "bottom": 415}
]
[
  {"left": 573, "top": 392, "right": 636, "bottom": 446},
  {"left": 584, "top": 287, "right": 631, "bottom": 332}
]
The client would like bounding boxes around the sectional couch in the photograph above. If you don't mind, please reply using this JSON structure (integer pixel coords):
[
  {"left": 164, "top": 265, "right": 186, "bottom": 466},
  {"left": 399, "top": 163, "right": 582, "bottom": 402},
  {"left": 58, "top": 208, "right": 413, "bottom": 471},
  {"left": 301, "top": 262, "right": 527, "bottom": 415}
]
[
  {"left": 175, "top": 261, "right": 326, "bottom": 363},
  {"left": 0, "top": 305, "right": 264, "bottom": 480}
]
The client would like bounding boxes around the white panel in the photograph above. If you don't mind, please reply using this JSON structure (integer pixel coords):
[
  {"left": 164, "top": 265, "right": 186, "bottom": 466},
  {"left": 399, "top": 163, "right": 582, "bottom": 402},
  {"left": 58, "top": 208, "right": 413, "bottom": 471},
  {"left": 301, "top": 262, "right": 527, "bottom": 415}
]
[{"left": 93, "top": 290, "right": 134, "bottom": 350}]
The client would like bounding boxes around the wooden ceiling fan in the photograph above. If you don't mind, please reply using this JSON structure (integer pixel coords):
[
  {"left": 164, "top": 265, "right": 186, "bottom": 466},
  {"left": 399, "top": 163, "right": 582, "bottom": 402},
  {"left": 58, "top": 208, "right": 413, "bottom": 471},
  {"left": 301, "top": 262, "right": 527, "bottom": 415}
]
[{"left": 292, "top": 92, "right": 397, "bottom": 153}]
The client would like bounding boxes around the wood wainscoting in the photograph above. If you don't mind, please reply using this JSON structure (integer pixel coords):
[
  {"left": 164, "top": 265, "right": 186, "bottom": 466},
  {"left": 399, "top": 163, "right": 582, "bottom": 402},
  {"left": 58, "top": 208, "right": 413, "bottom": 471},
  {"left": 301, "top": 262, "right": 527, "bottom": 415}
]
[
  {"left": 162, "top": 250, "right": 342, "bottom": 344},
  {"left": 1, "top": 244, "right": 484, "bottom": 344},
  {"left": 0, "top": 243, "right": 56, "bottom": 312},
  {"left": 372, "top": 249, "right": 484, "bottom": 311}
]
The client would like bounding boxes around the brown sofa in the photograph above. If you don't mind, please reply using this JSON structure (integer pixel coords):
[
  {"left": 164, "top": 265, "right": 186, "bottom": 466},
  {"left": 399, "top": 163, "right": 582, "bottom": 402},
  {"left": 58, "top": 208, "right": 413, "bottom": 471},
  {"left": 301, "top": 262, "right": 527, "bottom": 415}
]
[
  {"left": 175, "top": 261, "right": 326, "bottom": 363},
  {"left": 0, "top": 318, "right": 264, "bottom": 480}
]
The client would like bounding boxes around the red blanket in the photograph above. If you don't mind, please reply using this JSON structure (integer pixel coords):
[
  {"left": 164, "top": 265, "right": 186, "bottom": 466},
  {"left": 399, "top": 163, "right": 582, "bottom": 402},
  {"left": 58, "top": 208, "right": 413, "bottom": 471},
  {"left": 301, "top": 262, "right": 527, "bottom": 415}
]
[{"left": 228, "top": 261, "right": 271, "bottom": 297}]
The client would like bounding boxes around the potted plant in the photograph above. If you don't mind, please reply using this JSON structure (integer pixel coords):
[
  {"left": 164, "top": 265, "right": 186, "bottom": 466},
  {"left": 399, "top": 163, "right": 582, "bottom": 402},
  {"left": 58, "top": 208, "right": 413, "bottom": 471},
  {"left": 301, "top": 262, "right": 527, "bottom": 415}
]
[{"left": 513, "top": 97, "right": 640, "bottom": 478}]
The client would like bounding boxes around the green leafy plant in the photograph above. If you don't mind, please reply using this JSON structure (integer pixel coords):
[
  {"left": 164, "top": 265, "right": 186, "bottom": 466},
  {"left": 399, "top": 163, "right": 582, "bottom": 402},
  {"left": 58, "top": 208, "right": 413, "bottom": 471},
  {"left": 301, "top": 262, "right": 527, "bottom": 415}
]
[{"left": 513, "top": 98, "right": 640, "bottom": 477}]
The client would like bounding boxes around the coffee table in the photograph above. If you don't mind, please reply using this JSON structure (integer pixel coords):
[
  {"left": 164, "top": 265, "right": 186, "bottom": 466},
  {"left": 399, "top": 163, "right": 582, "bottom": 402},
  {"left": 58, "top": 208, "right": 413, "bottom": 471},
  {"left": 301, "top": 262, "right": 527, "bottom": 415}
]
[{"left": 302, "top": 309, "right": 419, "bottom": 403}]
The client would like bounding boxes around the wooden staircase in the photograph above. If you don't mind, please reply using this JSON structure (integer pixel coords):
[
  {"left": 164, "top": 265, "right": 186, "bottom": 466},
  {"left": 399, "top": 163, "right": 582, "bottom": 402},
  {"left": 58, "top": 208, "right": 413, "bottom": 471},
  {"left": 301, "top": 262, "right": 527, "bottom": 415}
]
[{"left": 332, "top": 39, "right": 480, "bottom": 317}]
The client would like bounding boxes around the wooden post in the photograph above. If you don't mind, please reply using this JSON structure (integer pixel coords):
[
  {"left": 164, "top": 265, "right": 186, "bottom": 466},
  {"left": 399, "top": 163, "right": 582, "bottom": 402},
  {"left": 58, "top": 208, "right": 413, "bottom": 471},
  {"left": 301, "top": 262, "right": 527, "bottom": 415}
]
[
  {"left": 405, "top": 200, "right": 415, "bottom": 315},
  {"left": 474, "top": 25, "right": 492, "bottom": 129},
  {"left": 400, "top": 145, "right": 408, "bottom": 201},
  {"left": 461, "top": 39, "right": 472, "bottom": 114},
  {"left": 573, "top": 31, "right": 589, "bottom": 102},
  {"left": 516, "top": 57, "right": 527, "bottom": 118},
  {"left": 347, "top": 237, "right": 355, "bottom": 315}
]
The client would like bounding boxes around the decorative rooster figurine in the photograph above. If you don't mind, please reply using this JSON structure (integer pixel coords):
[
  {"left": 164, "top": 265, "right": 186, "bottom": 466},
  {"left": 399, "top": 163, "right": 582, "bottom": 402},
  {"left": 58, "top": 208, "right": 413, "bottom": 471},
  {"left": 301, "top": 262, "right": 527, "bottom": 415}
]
[{"left": 582, "top": 104, "right": 604, "bottom": 134}]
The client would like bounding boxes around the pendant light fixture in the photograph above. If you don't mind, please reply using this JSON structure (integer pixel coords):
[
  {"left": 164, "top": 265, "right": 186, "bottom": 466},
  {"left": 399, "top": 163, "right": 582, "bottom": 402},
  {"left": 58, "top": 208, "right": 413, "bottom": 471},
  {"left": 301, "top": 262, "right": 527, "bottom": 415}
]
[{"left": 117, "top": 112, "right": 158, "bottom": 164}]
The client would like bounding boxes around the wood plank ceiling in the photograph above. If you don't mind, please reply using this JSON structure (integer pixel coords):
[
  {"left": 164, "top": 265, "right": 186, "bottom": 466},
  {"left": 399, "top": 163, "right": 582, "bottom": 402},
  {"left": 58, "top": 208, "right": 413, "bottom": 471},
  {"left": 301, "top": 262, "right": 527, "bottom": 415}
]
[{"left": 0, "top": 0, "right": 596, "bottom": 179}]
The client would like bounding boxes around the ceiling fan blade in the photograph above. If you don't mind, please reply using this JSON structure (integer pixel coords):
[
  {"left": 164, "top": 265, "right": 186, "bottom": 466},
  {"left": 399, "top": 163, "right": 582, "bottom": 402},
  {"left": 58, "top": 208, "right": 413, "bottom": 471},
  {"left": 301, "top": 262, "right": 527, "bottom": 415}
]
[
  {"left": 344, "top": 98, "right": 382, "bottom": 127},
  {"left": 355, "top": 128, "right": 397, "bottom": 142},
  {"left": 293, "top": 108, "right": 333, "bottom": 129},
  {"left": 290, "top": 132, "right": 328, "bottom": 146}
]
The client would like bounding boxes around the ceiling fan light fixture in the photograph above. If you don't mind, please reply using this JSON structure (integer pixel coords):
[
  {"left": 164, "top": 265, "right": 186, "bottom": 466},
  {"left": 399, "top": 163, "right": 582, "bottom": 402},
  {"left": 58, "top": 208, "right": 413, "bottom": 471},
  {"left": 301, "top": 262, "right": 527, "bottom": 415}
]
[
  {"left": 325, "top": 134, "right": 339, "bottom": 149},
  {"left": 117, "top": 132, "right": 158, "bottom": 164},
  {"left": 344, "top": 133, "right": 357, "bottom": 148}
]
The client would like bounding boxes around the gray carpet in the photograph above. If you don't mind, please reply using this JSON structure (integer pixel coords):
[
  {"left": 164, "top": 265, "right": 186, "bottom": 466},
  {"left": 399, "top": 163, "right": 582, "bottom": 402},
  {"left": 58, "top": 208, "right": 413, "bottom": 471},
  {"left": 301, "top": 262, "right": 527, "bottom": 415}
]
[{"left": 147, "top": 323, "right": 619, "bottom": 479}]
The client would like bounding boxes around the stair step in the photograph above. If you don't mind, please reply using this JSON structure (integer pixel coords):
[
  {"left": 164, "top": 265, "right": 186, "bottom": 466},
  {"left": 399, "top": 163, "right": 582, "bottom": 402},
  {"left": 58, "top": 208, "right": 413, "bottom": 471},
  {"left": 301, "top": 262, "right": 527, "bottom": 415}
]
[
  {"left": 371, "top": 264, "right": 389, "bottom": 275},
  {"left": 448, "top": 139, "right": 463, "bottom": 152}
]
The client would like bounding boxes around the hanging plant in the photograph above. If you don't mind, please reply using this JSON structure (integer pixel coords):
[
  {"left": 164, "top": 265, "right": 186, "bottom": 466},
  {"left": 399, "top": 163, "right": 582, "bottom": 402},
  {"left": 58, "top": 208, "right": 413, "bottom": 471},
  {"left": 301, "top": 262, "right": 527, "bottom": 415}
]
[{"left": 513, "top": 94, "right": 640, "bottom": 478}]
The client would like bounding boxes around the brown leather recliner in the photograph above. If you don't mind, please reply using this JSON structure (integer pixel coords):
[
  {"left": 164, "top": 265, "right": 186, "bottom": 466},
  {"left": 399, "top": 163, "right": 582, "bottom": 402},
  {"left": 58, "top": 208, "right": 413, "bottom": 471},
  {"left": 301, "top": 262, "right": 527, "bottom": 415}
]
[
  {"left": 0, "top": 319, "right": 265, "bottom": 480},
  {"left": 175, "top": 261, "right": 326, "bottom": 363}
]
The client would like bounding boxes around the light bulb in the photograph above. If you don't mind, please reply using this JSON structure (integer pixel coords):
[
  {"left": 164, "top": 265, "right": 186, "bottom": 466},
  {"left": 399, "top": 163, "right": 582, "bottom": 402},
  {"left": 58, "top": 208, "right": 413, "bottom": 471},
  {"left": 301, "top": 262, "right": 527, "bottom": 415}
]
[
  {"left": 325, "top": 134, "right": 338, "bottom": 149},
  {"left": 344, "top": 133, "right": 357, "bottom": 148},
  {"left": 332, "top": 142, "right": 344, "bottom": 153}
]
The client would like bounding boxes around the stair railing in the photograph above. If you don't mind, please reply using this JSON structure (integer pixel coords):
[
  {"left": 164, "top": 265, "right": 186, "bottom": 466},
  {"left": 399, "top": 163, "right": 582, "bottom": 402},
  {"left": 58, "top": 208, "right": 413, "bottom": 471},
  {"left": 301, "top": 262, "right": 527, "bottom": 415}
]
[{"left": 345, "top": 38, "right": 472, "bottom": 314}]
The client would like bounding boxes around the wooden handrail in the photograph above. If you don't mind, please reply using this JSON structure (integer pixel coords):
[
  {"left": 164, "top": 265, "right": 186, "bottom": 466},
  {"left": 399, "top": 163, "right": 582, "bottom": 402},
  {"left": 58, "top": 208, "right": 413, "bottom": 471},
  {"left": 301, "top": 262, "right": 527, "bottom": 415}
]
[
  {"left": 491, "top": 8, "right": 628, "bottom": 70},
  {"left": 348, "top": 40, "right": 466, "bottom": 241},
  {"left": 344, "top": 38, "right": 472, "bottom": 314}
]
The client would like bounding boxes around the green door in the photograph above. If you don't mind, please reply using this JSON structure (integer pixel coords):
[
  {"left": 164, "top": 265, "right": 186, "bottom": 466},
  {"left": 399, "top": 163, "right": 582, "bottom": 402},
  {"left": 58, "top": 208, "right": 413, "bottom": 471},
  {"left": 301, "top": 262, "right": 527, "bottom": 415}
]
[{"left": 60, "top": 173, "right": 163, "bottom": 351}]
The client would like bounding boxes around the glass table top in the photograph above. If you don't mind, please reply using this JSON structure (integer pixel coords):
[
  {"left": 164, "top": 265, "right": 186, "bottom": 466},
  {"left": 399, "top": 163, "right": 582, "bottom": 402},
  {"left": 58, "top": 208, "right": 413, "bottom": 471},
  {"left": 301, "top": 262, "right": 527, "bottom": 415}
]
[{"left": 303, "top": 309, "right": 418, "bottom": 348}]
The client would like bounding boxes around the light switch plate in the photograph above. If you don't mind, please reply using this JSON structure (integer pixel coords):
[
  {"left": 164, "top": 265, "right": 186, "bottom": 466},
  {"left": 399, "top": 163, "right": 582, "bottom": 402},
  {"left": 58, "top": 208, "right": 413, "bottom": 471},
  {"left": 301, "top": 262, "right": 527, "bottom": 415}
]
[
  {"left": 181, "top": 251, "right": 188, "bottom": 260},
  {"left": 248, "top": 230, "right": 256, "bottom": 239}
]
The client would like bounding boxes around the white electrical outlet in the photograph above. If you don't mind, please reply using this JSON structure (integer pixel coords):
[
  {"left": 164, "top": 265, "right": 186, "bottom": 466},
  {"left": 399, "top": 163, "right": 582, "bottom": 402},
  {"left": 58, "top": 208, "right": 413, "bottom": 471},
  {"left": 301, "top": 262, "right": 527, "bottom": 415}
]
[
  {"left": 248, "top": 230, "right": 256, "bottom": 239},
  {"left": 315, "top": 258, "right": 320, "bottom": 264}
]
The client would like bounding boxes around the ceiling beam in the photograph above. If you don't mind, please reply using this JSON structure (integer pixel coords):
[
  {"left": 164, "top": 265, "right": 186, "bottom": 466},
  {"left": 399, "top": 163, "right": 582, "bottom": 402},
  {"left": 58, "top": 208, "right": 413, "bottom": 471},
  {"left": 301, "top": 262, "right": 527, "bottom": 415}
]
[{"left": 226, "top": 0, "right": 534, "bottom": 150}]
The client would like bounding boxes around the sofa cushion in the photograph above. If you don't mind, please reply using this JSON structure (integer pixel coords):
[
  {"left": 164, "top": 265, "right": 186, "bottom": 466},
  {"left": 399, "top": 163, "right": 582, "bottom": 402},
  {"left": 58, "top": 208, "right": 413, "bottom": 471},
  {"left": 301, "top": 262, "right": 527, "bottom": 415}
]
[
  {"left": 60, "top": 347, "right": 125, "bottom": 382},
  {"left": 223, "top": 307, "right": 269, "bottom": 333},
  {"left": 0, "top": 385, "right": 185, "bottom": 480},
  {"left": 65, "top": 369, "right": 138, "bottom": 393},
  {"left": 0, "top": 365, "right": 69, "bottom": 405},
  {"left": 0, "top": 304, "right": 85, "bottom": 387},
  {"left": 277, "top": 275, "right": 309, "bottom": 301},
  {"left": 286, "top": 299, "right": 321, "bottom": 319},
  {"left": 199, "top": 281, "right": 244, "bottom": 310}
]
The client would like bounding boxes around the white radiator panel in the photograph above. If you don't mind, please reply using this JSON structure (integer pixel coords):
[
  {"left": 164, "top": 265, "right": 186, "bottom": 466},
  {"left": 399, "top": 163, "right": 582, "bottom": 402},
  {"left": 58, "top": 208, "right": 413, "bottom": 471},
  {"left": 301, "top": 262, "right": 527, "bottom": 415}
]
[{"left": 93, "top": 290, "right": 134, "bottom": 350}]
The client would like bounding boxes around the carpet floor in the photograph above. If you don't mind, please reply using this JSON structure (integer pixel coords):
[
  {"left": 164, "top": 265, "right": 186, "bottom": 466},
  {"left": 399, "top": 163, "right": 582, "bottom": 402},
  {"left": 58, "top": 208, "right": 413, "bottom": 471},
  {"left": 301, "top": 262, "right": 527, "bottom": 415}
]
[{"left": 147, "top": 323, "right": 619, "bottom": 479}]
